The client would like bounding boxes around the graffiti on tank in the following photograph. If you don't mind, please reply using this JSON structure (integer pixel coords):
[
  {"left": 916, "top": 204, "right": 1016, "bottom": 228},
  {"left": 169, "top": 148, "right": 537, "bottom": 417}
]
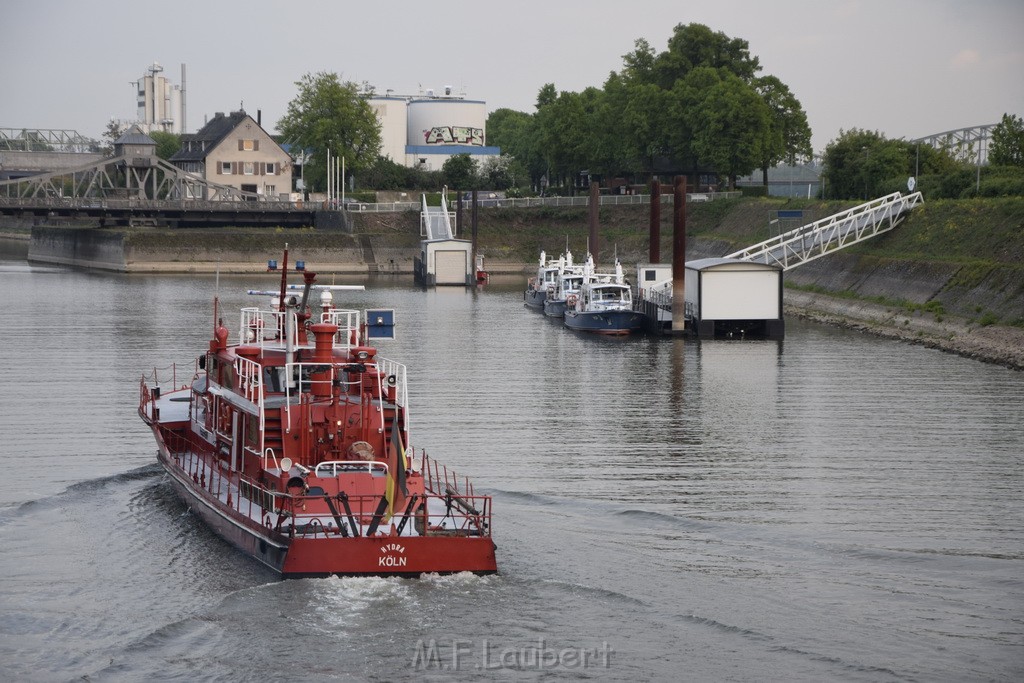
[{"left": 424, "top": 126, "right": 484, "bottom": 146}]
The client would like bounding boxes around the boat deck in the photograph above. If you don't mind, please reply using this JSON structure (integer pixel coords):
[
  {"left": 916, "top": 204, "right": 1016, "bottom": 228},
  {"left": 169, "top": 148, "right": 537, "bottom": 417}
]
[{"left": 166, "top": 448, "right": 484, "bottom": 539}]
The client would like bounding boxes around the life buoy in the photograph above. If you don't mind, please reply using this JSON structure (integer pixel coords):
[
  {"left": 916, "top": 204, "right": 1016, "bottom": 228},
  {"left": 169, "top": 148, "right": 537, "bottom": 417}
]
[{"left": 566, "top": 294, "right": 578, "bottom": 307}]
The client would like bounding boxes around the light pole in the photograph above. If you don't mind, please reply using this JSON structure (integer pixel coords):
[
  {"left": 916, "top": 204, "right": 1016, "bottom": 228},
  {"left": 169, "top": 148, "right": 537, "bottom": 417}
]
[{"left": 862, "top": 146, "right": 870, "bottom": 200}]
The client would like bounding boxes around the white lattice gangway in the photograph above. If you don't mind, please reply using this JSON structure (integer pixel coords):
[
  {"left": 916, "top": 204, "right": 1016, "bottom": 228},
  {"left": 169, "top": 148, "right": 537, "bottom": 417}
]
[{"left": 725, "top": 191, "right": 924, "bottom": 271}]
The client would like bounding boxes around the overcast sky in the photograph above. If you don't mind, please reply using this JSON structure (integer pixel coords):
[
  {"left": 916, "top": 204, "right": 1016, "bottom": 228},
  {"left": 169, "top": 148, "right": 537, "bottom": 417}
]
[{"left": 2, "top": 0, "right": 1022, "bottom": 153}]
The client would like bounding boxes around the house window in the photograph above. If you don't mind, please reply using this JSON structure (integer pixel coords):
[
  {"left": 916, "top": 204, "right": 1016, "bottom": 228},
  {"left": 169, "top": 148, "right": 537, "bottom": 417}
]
[
  {"left": 244, "top": 162, "right": 254, "bottom": 175},
  {"left": 266, "top": 162, "right": 276, "bottom": 175},
  {"left": 242, "top": 139, "right": 254, "bottom": 151},
  {"left": 221, "top": 162, "right": 231, "bottom": 175},
  {"left": 265, "top": 185, "right": 276, "bottom": 195}
]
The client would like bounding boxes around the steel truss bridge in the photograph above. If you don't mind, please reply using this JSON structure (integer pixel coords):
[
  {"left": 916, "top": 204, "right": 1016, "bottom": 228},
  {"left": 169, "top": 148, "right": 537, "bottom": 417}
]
[
  {"left": 0, "top": 127, "right": 99, "bottom": 153},
  {"left": 910, "top": 124, "right": 996, "bottom": 164},
  {"left": 0, "top": 153, "right": 322, "bottom": 228}
]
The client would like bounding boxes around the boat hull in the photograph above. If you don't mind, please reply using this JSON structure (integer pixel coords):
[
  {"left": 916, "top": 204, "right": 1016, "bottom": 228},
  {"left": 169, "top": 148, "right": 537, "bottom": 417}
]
[
  {"left": 543, "top": 299, "right": 567, "bottom": 318},
  {"left": 154, "top": 433, "right": 497, "bottom": 577},
  {"left": 524, "top": 288, "right": 547, "bottom": 309},
  {"left": 563, "top": 309, "right": 647, "bottom": 335}
]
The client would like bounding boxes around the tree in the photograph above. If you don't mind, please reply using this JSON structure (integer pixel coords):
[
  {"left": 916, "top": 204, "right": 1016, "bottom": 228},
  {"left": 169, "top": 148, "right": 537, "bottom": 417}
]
[
  {"left": 277, "top": 72, "right": 381, "bottom": 192},
  {"left": 478, "top": 154, "right": 527, "bottom": 191},
  {"left": 990, "top": 113, "right": 1024, "bottom": 167},
  {"left": 684, "top": 72, "right": 772, "bottom": 189},
  {"left": 649, "top": 23, "right": 761, "bottom": 90},
  {"left": 441, "top": 154, "right": 478, "bottom": 190},
  {"left": 754, "top": 75, "right": 812, "bottom": 186},
  {"left": 611, "top": 23, "right": 805, "bottom": 183},
  {"left": 149, "top": 131, "right": 181, "bottom": 160},
  {"left": 536, "top": 83, "right": 557, "bottom": 109},
  {"left": 821, "top": 129, "right": 914, "bottom": 199},
  {"left": 101, "top": 119, "right": 126, "bottom": 154},
  {"left": 486, "top": 108, "right": 545, "bottom": 187}
]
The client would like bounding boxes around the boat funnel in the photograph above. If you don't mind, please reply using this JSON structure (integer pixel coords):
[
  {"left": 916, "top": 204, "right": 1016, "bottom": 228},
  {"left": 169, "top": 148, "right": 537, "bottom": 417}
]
[{"left": 310, "top": 322, "right": 339, "bottom": 363}]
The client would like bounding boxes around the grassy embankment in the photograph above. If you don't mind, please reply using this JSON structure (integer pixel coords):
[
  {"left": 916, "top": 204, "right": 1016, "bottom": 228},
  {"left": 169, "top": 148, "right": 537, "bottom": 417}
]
[{"left": 463, "top": 196, "right": 1024, "bottom": 328}]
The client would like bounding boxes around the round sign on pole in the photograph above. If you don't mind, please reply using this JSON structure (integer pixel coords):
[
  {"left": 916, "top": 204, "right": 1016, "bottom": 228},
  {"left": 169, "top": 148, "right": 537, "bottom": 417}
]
[{"left": 908, "top": 176, "right": 916, "bottom": 192}]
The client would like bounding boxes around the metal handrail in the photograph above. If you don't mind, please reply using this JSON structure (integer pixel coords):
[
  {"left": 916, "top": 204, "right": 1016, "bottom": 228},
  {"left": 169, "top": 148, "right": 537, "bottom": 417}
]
[
  {"left": 313, "top": 460, "right": 388, "bottom": 477},
  {"left": 352, "top": 191, "right": 743, "bottom": 213}
]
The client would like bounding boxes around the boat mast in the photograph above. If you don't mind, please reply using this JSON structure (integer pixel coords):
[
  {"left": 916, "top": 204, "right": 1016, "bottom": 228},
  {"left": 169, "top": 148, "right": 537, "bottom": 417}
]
[
  {"left": 213, "top": 264, "right": 220, "bottom": 339},
  {"left": 278, "top": 243, "right": 289, "bottom": 313}
]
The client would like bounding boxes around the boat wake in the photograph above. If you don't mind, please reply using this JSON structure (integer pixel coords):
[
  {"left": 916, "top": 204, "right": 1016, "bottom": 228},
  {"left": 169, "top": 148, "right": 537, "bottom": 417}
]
[
  {"left": 490, "top": 488, "right": 562, "bottom": 506},
  {"left": 0, "top": 464, "right": 162, "bottom": 520}
]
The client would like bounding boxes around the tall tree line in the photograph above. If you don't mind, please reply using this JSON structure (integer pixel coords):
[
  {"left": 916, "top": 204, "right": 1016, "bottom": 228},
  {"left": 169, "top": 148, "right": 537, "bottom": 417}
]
[{"left": 486, "top": 23, "right": 813, "bottom": 192}]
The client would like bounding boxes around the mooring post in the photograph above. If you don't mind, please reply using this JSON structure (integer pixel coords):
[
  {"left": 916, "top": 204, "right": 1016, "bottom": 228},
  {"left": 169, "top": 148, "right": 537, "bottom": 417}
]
[
  {"left": 589, "top": 181, "right": 600, "bottom": 262},
  {"left": 471, "top": 189, "right": 479, "bottom": 254},
  {"left": 456, "top": 191, "right": 463, "bottom": 238},
  {"left": 672, "top": 176, "right": 687, "bottom": 334},
  {"left": 650, "top": 179, "right": 661, "bottom": 264}
]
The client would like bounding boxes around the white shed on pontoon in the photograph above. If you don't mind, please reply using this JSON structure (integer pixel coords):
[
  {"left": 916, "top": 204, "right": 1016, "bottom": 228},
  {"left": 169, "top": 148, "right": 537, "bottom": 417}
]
[{"left": 685, "top": 258, "right": 784, "bottom": 339}]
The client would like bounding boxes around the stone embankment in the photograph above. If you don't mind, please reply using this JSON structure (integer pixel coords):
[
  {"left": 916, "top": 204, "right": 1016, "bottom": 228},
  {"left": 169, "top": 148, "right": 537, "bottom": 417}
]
[{"left": 784, "top": 290, "right": 1024, "bottom": 371}]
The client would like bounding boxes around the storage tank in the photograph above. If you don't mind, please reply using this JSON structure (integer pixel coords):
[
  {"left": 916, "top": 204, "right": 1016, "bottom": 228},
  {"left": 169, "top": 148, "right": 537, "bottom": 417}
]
[{"left": 407, "top": 98, "right": 487, "bottom": 148}]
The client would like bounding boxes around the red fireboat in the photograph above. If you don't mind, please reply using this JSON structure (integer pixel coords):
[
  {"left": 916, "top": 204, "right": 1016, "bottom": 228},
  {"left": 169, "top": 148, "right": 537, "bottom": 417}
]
[{"left": 138, "top": 248, "right": 497, "bottom": 577}]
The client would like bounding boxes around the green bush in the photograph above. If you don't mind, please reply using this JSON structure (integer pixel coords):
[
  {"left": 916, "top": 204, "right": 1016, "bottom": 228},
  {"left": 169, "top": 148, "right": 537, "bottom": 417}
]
[
  {"left": 978, "top": 311, "right": 1000, "bottom": 326},
  {"left": 739, "top": 185, "right": 768, "bottom": 197},
  {"left": 977, "top": 170, "right": 1024, "bottom": 197}
]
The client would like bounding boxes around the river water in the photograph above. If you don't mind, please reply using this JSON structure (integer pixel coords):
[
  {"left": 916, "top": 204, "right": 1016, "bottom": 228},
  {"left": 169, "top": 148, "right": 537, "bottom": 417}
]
[{"left": 1, "top": 246, "right": 1022, "bottom": 681}]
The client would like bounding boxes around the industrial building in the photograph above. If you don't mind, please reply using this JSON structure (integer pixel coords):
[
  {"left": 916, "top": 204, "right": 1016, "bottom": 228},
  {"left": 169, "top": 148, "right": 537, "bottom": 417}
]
[
  {"left": 367, "top": 86, "right": 500, "bottom": 170},
  {"left": 135, "top": 62, "right": 186, "bottom": 135}
]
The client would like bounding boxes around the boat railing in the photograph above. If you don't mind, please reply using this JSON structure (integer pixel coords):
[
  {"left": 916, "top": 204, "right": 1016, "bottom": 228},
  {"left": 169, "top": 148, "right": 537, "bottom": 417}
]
[
  {"left": 140, "top": 360, "right": 198, "bottom": 395},
  {"left": 422, "top": 452, "right": 475, "bottom": 500},
  {"left": 138, "top": 361, "right": 199, "bottom": 423},
  {"left": 157, "top": 426, "right": 491, "bottom": 539},
  {"left": 313, "top": 460, "right": 388, "bottom": 477},
  {"left": 286, "top": 488, "right": 492, "bottom": 539},
  {"left": 376, "top": 356, "right": 408, "bottom": 423},
  {"left": 239, "top": 307, "right": 298, "bottom": 348},
  {"left": 321, "top": 309, "right": 361, "bottom": 350},
  {"left": 235, "top": 355, "right": 263, "bottom": 404},
  {"left": 158, "top": 426, "right": 284, "bottom": 527},
  {"left": 281, "top": 357, "right": 408, "bottom": 435}
]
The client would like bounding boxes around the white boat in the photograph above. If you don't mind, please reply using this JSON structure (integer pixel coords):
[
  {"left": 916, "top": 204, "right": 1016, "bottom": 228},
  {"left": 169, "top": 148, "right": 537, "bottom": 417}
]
[
  {"left": 563, "top": 259, "right": 647, "bottom": 335},
  {"left": 524, "top": 250, "right": 569, "bottom": 310},
  {"left": 543, "top": 252, "right": 590, "bottom": 318}
]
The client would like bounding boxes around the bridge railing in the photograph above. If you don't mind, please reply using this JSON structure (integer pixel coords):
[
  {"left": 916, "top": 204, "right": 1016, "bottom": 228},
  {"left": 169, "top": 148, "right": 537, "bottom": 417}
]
[
  {"left": 0, "top": 196, "right": 304, "bottom": 212},
  {"left": 348, "top": 191, "right": 742, "bottom": 213},
  {"left": 1, "top": 188, "right": 743, "bottom": 214}
]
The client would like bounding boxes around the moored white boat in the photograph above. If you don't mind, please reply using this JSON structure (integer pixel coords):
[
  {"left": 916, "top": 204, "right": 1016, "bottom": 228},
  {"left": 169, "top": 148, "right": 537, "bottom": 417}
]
[
  {"left": 563, "top": 259, "right": 647, "bottom": 335},
  {"left": 543, "top": 252, "right": 590, "bottom": 318},
  {"left": 525, "top": 250, "right": 569, "bottom": 310}
]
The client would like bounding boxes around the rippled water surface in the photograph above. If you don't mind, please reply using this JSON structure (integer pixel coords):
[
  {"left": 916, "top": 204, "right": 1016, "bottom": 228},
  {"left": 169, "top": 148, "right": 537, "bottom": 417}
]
[{"left": 1, "top": 253, "right": 1022, "bottom": 681}]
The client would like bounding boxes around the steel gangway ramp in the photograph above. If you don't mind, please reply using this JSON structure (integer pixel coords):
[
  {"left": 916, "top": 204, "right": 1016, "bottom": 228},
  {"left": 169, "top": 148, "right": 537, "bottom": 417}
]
[
  {"left": 726, "top": 191, "right": 924, "bottom": 270},
  {"left": 420, "top": 193, "right": 455, "bottom": 240}
]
